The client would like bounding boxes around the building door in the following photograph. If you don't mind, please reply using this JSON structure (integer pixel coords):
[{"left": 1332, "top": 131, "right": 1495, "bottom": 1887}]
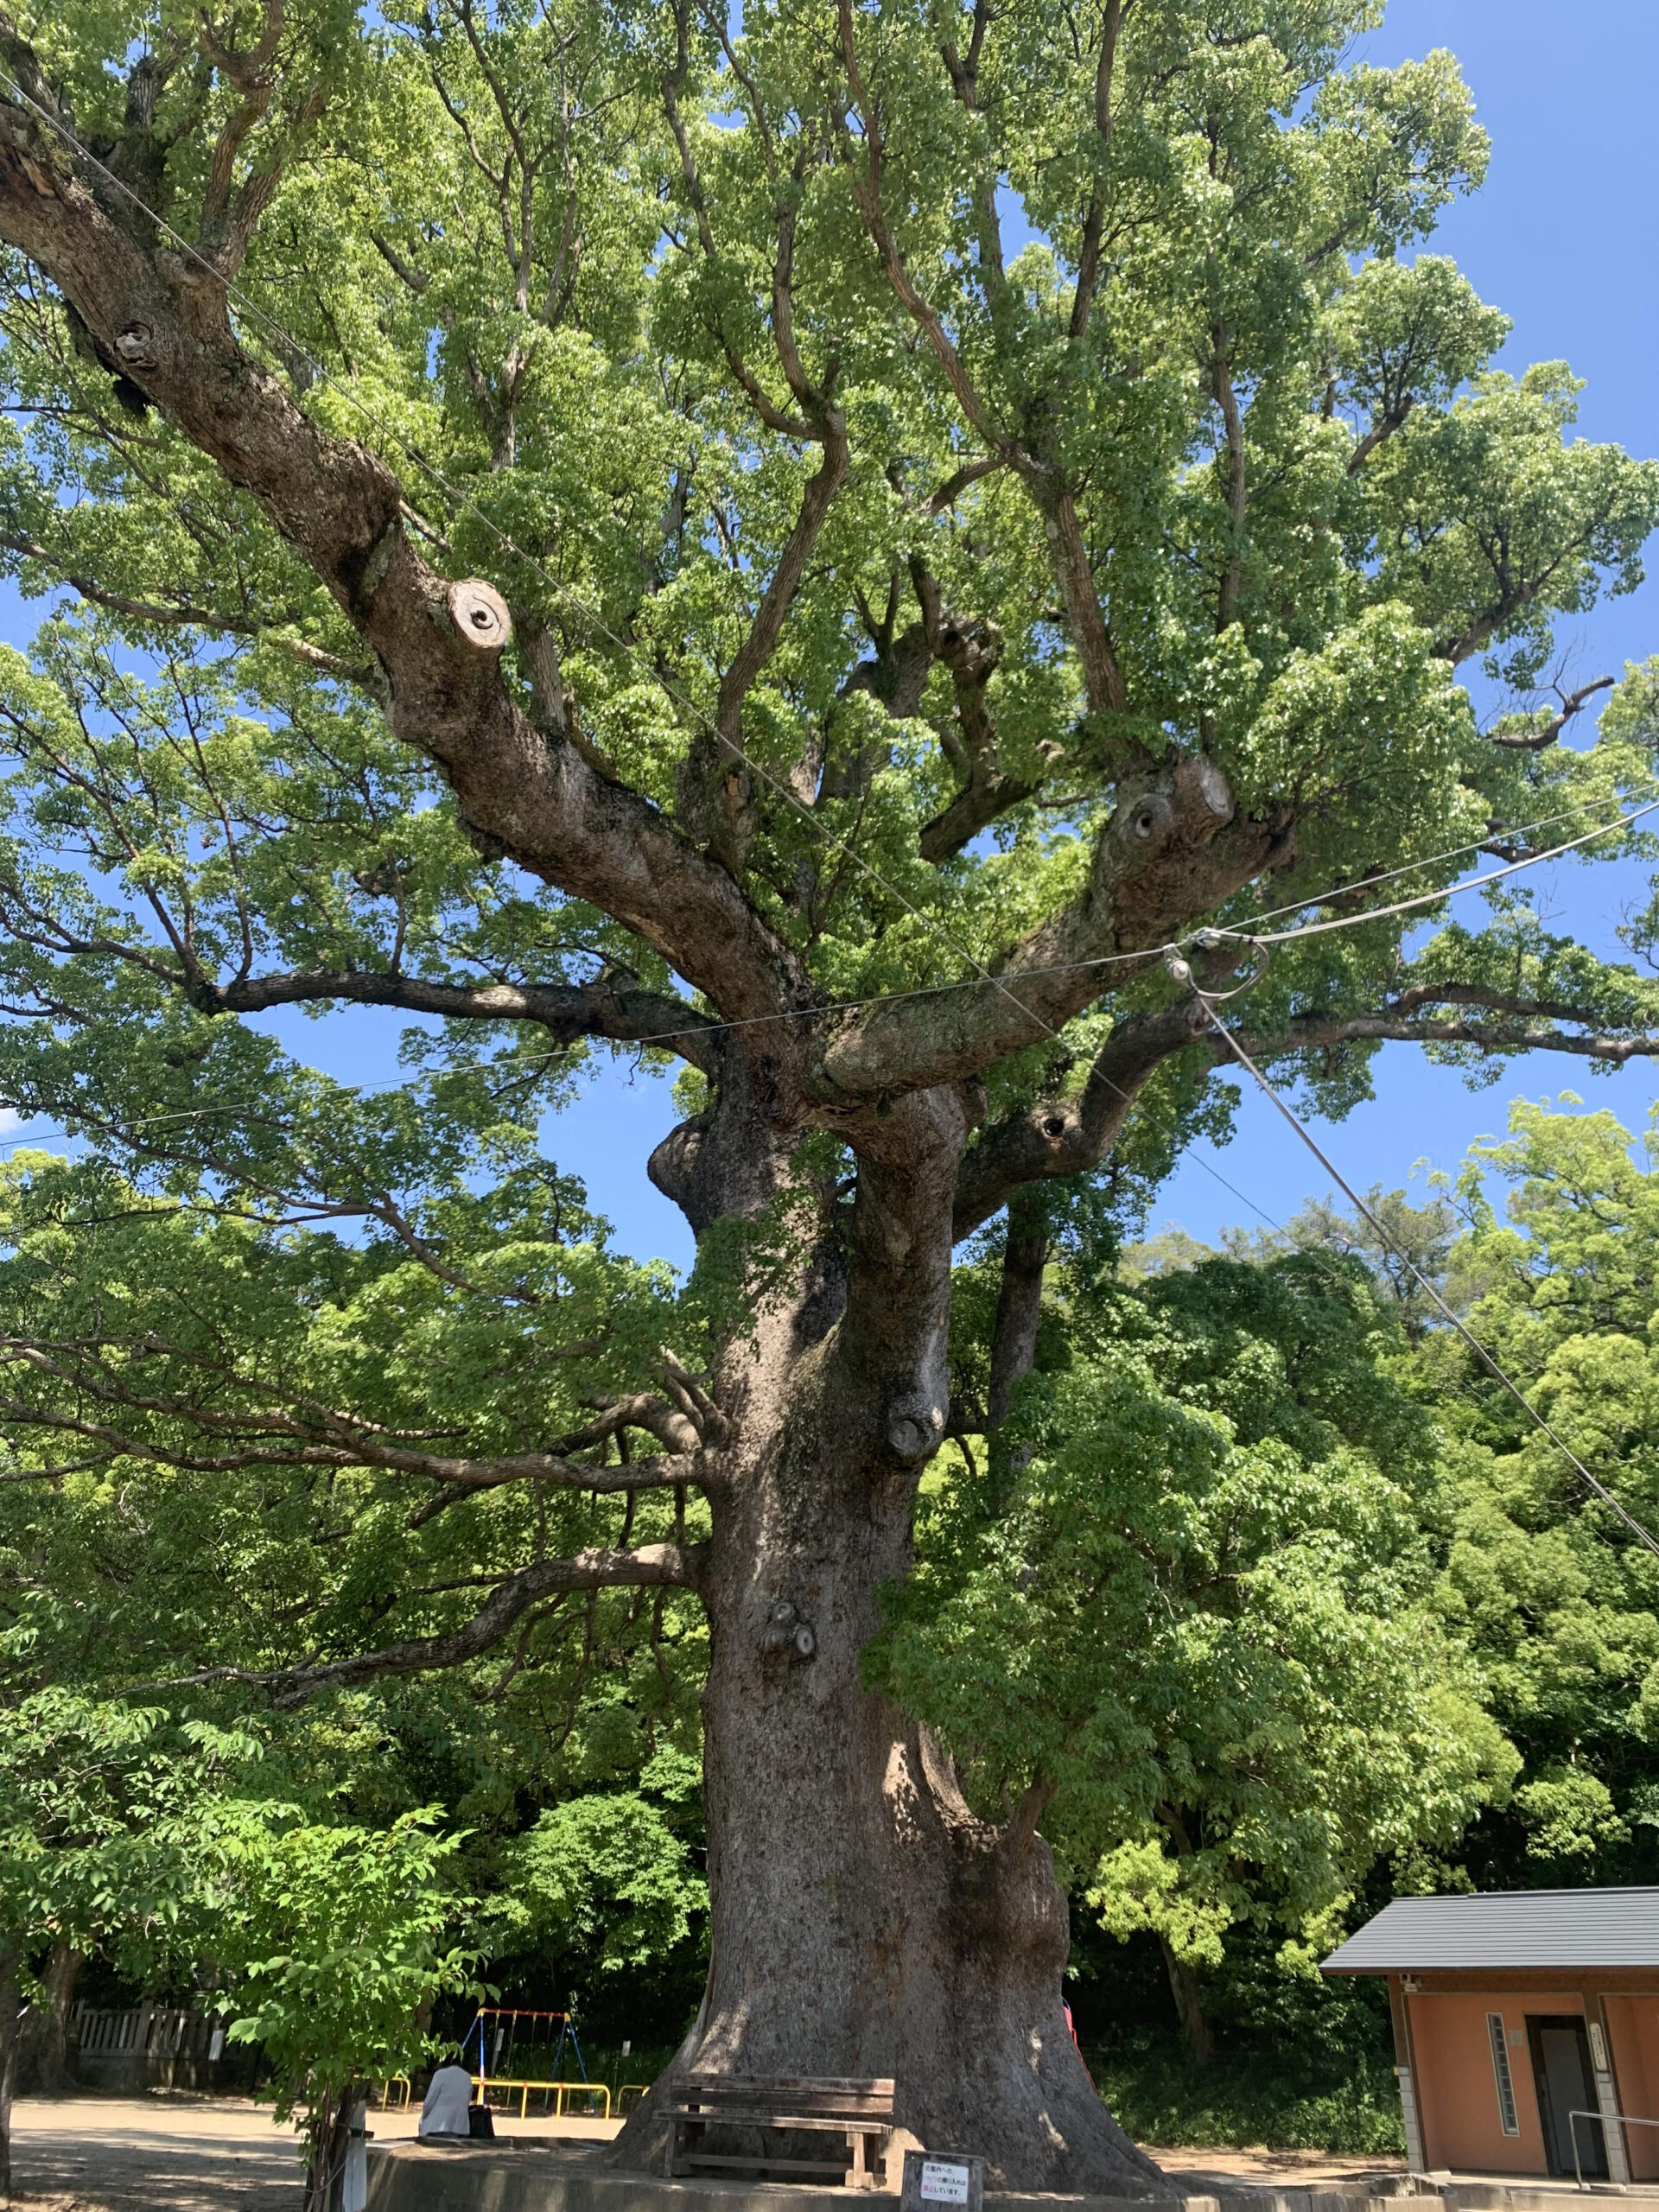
[{"left": 1527, "top": 2016, "right": 1606, "bottom": 2179}]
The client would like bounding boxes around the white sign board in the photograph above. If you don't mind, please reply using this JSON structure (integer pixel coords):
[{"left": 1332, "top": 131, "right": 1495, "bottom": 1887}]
[{"left": 919, "top": 2162, "right": 972, "bottom": 2204}]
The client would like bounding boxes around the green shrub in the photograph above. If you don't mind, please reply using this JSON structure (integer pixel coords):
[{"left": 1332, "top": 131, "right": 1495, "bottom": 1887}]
[{"left": 1088, "top": 2026, "right": 1406, "bottom": 2156}]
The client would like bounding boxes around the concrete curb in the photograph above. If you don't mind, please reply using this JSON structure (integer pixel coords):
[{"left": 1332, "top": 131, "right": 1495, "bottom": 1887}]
[{"left": 361, "top": 2148, "right": 1429, "bottom": 2212}]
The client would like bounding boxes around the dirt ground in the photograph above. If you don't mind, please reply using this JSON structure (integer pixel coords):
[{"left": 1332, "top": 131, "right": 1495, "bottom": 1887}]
[
  {"left": 1153, "top": 2146, "right": 1407, "bottom": 2188},
  {"left": 8, "top": 2095, "right": 639, "bottom": 2209},
  {"left": 7, "top": 2094, "right": 1406, "bottom": 2209},
  {"left": 9, "top": 2096, "right": 306, "bottom": 2210}
]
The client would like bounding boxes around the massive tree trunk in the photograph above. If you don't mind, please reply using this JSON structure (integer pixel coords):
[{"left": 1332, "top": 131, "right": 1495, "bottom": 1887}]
[
  {"left": 613, "top": 1083, "right": 1162, "bottom": 2192},
  {"left": 682, "top": 1450, "right": 1156, "bottom": 2188}
]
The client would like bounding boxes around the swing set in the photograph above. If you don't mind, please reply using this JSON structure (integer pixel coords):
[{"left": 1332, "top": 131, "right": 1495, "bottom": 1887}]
[{"left": 466, "top": 2006, "right": 614, "bottom": 2121}]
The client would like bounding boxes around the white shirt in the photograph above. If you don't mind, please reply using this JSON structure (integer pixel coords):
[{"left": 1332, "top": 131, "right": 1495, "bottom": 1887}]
[{"left": 419, "top": 2065, "right": 474, "bottom": 2136}]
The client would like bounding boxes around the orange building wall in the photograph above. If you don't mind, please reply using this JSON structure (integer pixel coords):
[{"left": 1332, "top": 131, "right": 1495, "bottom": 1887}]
[
  {"left": 1603, "top": 1994, "right": 1659, "bottom": 2181},
  {"left": 1408, "top": 1991, "right": 1570, "bottom": 2174}
]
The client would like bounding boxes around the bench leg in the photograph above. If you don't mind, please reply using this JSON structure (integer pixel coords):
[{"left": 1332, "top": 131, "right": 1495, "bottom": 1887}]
[
  {"left": 850, "top": 2130, "right": 868, "bottom": 2190},
  {"left": 665, "top": 2117, "right": 682, "bottom": 2179}
]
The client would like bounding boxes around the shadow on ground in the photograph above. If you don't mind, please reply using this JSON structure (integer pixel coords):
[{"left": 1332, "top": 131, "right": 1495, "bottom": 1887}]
[{"left": 11, "top": 2095, "right": 303, "bottom": 2209}]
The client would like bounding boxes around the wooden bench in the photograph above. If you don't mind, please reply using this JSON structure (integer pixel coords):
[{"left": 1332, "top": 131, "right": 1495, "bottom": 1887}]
[{"left": 665, "top": 2075, "right": 895, "bottom": 2189}]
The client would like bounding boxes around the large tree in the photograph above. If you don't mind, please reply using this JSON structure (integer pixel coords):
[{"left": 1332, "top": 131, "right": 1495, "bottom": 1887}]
[{"left": 3, "top": 0, "right": 1659, "bottom": 2184}]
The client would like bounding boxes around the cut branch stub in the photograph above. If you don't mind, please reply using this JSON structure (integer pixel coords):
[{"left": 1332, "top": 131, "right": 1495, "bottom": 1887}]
[
  {"left": 113, "top": 322, "right": 159, "bottom": 371},
  {"left": 448, "top": 577, "right": 512, "bottom": 652},
  {"left": 760, "top": 1597, "right": 817, "bottom": 1659},
  {"left": 887, "top": 1405, "right": 944, "bottom": 1462},
  {"left": 1192, "top": 753, "right": 1234, "bottom": 820}
]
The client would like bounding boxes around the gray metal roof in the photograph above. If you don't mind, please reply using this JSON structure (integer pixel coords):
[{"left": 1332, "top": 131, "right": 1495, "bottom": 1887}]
[{"left": 1322, "top": 1889, "right": 1659, "bottom": 1974}]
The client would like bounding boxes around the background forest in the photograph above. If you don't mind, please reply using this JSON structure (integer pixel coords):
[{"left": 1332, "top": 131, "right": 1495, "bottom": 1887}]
[{"left": 7, "top": 1091, "right": 1659, "bottom": 2152}]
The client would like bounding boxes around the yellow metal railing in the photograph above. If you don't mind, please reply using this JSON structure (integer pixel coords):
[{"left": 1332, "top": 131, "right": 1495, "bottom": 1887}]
[
  {"left": 373, "top": 2077, "right": 413, "bottom": 2110},
  {"left": 472, "top": 2076, "right": 613, "bottom": 2121},
  {"left": 617, "top": 2083, "right": 650, "bottom": 2116}
]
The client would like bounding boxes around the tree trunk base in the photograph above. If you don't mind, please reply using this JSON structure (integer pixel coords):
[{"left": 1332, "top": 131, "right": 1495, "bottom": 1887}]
[{"left": 607, "top": 1716, "right": 1165, "bottom": 2197}]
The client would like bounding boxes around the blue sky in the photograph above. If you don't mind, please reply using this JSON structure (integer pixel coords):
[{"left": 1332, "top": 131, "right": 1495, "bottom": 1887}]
[
  {"left": 1151, "top": 0, "right": 1659, "bottom": 1245},
  {"left": 8, "top": 0, "right": 1657, "bottom": 1271},
  {"left": 592, "top": 0, "right": 1659, "bottom": 1264}
]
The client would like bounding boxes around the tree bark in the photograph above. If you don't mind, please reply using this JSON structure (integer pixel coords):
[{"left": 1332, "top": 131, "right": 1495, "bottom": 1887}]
[
  {"left": 987, "top": 1188, "right": 1049, "bottom": 1431},
  {"left": 0, "top": 1943, "right": 20, "bottom": 2207},
  {"left": 1156, "top": 1937, "right": 1213, "bottom": 2067},
  {"left": 610, "top": 1090, "right": 1162, "bottom": 2193},
  {"left": 305, "top": 2082, "right": 358, "bottom": 2212},
  {"left": 22, "top": 1942, "right": 84, "bottom": 2098}
]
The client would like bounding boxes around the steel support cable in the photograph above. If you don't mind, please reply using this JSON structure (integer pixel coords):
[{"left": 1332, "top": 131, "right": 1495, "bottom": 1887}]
[
  {"left": 3, "top": 791, "right": 1656, "bottom": 1160},
  {"left": 3, "top": 67, "right": 1658, "bottom": 1292},
  {"left": 1166, "top": 945, "right": 1659, "bottom": 1563},
  {"left": 1201, "top": 799, "right": 1659, "bottom": 952},
  {"left": 0, "top": 64, "right": 1084, "bottom": 1033},
  {"left": 1214, "top": 789, "right": 1658, "bottom": 939},
  {"left": 5, "top": 65, "right": 1656, "bottom": 1096}
]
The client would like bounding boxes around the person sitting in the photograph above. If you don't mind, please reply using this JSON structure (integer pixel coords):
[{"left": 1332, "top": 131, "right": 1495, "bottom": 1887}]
[{"left": 418, "top": 2056, "right": 474, "bottom": 2139}]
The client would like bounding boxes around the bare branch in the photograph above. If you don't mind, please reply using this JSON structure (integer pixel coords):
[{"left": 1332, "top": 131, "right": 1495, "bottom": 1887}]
[
  {"left": 370, "top": 230, "right": 429, "bottom": 294},
  {"left": 915, "top": 601, "right": 1039, "bottom": 864},
  {"left": 198, "top": 0, "right": 286, "bottom": 245},
  {"left": 1211, "top": 335, "right": 1247, "bottom": 633},
  {"left": 923, "top": 455, "right": 1002, "bottom": 514},
  {"left": 713, "top": 429, "right": 849, "bottom": 756},
  {"left": 0, "top": 1338, "right": 705, "bottom": 1490},
  {"left": 987, "top": 1184, "right": 1047, "bottom": 1427},
  {"left": 834, "top": 0, "right": 1001, "bottom": 447},
  {"left": 1068, "top": 0, "right": 1128, "bottom": 340},
  {"left": 0, "top": 531, "right": 373, "bottom": 683},
  {"left": 1, "top": 864, "right": 725, "bottom": 1071},
  {"left": 1489, "top": 675, "right": 1615, "bottom": 752},
  {"left": 1256, "top": 1003, "right": 1659, "bottom": 1068},
  {"left": 836, "top": 2, "right": 1131, "bottom": 730},
  {"left": 661, "top": 16, "right": 812, "bottom": 441},
  {"left": 1346, "top": 395, "right": 1411, "bottom": 475}
]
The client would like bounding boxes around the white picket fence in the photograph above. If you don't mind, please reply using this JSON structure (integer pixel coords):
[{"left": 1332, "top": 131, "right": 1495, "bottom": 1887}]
[{"left": 71, "top": 2002, "right": 226, "bottom": 2064}]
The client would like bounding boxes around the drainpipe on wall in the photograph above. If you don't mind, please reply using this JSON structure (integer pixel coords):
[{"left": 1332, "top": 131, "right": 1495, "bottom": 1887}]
[
  {"left": 1585, "top": 1998, "right": 1631, "bottom": 2185},
  {"left": 1388, "top": 1974, "right": 1427, "bottom": 2172}
]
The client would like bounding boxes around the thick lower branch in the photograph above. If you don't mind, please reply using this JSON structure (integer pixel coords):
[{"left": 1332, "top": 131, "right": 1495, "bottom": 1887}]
[
  {"left": 0, "top": 76, "right": 817, "bottom": 1051},
  {"left": 207, "top": 969, "right": 720, "bottom": 1068},
  {"left": 822, "top": 761, "right": 1261, "bottom": 1103},
  {"left": 176, "top": 1543, "right": 704, "bottom": 1706}
]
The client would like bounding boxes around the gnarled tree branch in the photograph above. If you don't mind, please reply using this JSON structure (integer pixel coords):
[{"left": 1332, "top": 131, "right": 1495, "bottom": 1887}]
[{"left": 166, "top": 1542, "right": 705, "bottom": 1706}]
